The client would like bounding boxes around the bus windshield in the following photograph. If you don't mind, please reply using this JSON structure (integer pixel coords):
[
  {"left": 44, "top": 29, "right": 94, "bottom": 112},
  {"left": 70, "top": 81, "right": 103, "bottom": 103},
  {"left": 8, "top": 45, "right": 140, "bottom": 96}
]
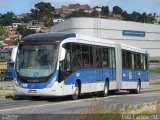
[{"left": 16, "top": 43, "right": 59, "bottom": 78}]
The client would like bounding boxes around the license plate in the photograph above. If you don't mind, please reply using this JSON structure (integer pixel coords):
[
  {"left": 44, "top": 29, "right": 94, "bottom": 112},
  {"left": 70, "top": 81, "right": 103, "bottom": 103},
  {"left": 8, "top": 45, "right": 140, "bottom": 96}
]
[{"left": 28, "top": 90, "right": 37, "bottom": 94}]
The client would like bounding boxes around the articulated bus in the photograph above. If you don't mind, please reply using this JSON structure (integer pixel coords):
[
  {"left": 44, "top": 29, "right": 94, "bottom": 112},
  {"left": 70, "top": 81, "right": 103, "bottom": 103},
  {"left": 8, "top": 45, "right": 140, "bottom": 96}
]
[{"left": 13, "top": 32, "right": 149, "bottom": 100}]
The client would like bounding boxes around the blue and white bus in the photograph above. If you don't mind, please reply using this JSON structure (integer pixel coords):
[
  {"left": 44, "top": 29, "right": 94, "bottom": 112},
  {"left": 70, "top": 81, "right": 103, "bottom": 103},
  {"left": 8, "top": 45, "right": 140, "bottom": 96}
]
[{"left": 13, "top": 32, "right": 149, "bottom": 100}]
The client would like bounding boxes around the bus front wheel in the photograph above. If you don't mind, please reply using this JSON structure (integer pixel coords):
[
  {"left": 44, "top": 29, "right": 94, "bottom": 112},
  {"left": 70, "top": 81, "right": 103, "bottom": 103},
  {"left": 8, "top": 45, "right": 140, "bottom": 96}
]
[
  {"left": 13, "top": 95, "right": 25, "bottom": 100},
  {"left": 71, "top": 82, "right": 79, "bottom": 100}
]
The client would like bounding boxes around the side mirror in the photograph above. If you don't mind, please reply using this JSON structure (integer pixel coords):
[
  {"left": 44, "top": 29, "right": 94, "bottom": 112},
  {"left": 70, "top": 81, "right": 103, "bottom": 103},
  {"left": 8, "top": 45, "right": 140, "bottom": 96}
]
[{"left": 60, "top": 47, "right": 66, "bottom": 61}]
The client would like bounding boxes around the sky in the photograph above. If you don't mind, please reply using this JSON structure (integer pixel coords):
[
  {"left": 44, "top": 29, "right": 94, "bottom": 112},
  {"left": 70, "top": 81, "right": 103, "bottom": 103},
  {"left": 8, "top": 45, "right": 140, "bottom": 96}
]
[{"left": 0, "top": 0, "right": 160, "bottom": 15}]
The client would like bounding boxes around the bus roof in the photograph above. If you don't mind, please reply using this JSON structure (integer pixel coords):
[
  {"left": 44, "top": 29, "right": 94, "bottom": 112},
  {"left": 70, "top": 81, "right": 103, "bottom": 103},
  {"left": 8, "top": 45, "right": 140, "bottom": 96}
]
[
  {"left": 121, "top": 43, "right": 146, "bottom": 53},
  {"left": 21, "top": 32, "right": 147, "bottom": 54},
  {"left": 21, "top": 32, "right": 76, "bottom": 43}
]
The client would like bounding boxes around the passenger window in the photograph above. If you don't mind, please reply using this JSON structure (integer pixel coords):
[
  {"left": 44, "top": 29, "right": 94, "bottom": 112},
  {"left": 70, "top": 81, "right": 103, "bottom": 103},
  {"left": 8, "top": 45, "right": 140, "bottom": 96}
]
[
  {"left": 145, "top": 55, "right": 148, "bottom": 70},
  {"left": 89, "top": 46, "right": 93, "bottom": 67},
  {"left": 135, "top": 53, "right": 144, "bottom": 70},
  {"left": 72, "top": 44, "right": 81, "bottom": 71},
  {"left": 122, "top": 50, "right": 132, "bottom": 69},
  {"left": 110, "top": 48, "right": 116, "bottom": 68},
  {"left": 102, "top": 48, "right": 110, "bottom": 68},
  {"left": 96, "top": 48, "right": 102, "bottom": 68},
  {"left": 81, "top": 45, "right": 90, "bottom": 67}
]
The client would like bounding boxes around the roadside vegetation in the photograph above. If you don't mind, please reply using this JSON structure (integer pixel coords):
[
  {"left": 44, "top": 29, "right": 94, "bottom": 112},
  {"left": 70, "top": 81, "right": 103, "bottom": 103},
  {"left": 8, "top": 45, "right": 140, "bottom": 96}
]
[
  {"left": 150, "top": 79, "right": 160, "bottom": 85},
  {"left": 150, "top": 67, "right": 160, "bottom": 75},
  {"left": 0, "top": 86, "right": 13, "bottom": 97},
  {"left": 76, "top": 101, "right": 160, "bottom": 120}
]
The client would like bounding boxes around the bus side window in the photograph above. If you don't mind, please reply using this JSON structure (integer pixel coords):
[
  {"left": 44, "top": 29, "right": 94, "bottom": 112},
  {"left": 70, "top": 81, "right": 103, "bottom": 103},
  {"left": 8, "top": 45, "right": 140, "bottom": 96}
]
[
  {"left": 111, "top": 48, "right": 116, "bottom": 68},
  {"left": 145, "top": 54, "right": 148, "bottom": 70},
  {"left": 122, "top": 50, "right": 126, "bottom": 69},
  {"left": 134, "top": 53, "right": 137, "bottom": 70},
  {"left": 72, "top": 44, "right": 81, "bottom": 71},
  {"left": 89, "top": 46, "right": 93, "bottom": 67},
  {"left": 140, "top": 54, "right": 145, "bottom": 70},
  {"left": 81, "top": 45, "right": 90, "bottom": 68},
  {"left": 102, "top": 48, "right": 109, "bottom": 68},
  {"left": 136, "top": 53, "right": 144, "bottom": 70},
  {"left": 122, "top": 50, "right": 132, "bottom": 69}
]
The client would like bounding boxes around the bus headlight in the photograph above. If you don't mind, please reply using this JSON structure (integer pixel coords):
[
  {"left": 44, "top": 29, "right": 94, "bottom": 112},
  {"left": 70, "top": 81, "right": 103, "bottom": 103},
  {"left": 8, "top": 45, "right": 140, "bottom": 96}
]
[
  {"left": 46, "top": 76, "right": 57, "bottom": 88},
  {"left": 13, "top": 79, "right": 20, "bottom": 87}
]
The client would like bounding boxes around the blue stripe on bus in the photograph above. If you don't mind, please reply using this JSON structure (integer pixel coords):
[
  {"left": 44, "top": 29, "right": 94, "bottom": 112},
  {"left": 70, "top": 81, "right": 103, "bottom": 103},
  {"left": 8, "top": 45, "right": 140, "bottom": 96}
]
[
  {"left": 64, "top": 68, "right": 116, "bottom": 85},
  {"left": 122, "top": 69, "right": 149, "bottom": 82},
  {"left": 14, "top": 68, "right": 149, "bottom": 89}
]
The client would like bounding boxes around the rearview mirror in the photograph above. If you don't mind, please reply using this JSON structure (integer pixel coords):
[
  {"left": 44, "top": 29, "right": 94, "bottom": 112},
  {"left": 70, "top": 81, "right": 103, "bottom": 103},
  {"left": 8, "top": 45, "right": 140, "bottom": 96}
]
[{"left": 60, "top": 47, "right": 66, "bottom": 61}]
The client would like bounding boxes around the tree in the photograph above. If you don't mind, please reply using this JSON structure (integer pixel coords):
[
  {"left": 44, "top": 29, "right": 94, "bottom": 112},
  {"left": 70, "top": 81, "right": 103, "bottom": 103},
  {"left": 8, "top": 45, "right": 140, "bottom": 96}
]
[
  {"left": 21, "top": 15, "right": 33, "bottom": 23},
  {"left": 122, "top": 11, "right": 131, "bottom": 21},
  {"left": 141, "top": 12, "right": 147, "bottom": 23},
  {"left": 66, "top": 9, "right": 91, "bottom": 18},
  {"left": 17, "top": 26, "right": 36, "bottom": 38},
  {"left": 130, "top": 11, "right": 141, "bottom": 22},
  {"left": 112, "top": 6, "right": 123, "bottom": 15},
  {"left": 31, "top": 2, "right": 55, "bottom": 13},
  {"left": 101, "top": 6, "right": 110, "bottom": 16},
  {"left": 0, "top": 26, "right": 8, "bottom": 41},
  {"left": 31, "top": 2, "right": 55, "bottom": 26},
  {"left": 146, "top": 13, "right": 153, "bottom": 23},
  {"left": 0, "top": 12, "right": 17, "bottom": 26}
]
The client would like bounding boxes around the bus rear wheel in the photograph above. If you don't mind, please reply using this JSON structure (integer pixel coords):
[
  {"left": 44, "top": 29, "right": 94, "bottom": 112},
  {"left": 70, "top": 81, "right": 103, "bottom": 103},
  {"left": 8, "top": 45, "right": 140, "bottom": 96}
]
[
  {"left": 71, "top": 82, "right": 79, "bottom": 100},
  {"left": 129, "top": 81, "right": 141, "bottom": 94},
  {"left": 100, "top": 82, "right": 109, "bottom": 97},
  {"left": 135, "top": 81, "right": 141, "bottom": 94}
]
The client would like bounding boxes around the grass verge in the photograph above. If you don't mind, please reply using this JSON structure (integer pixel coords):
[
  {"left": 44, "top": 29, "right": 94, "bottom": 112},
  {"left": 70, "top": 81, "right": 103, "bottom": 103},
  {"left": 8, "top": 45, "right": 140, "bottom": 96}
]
[
  {"left": 0, "top": 87, "right": 13, "bottom": 97},
  {"left": 150, "top": 79, "right": 160, "bottom": 85},
  {"left": 150, "top": 67, "right": 160, "bottom": 75},
  {"left": 77, "top": 101, "right": 160, "bottom": 120}
]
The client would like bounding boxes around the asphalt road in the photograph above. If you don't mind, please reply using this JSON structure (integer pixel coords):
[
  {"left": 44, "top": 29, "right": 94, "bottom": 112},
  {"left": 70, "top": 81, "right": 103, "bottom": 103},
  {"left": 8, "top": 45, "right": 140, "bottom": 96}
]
[{"left": 0, "top": 85, "right": 159, "bottom": 115}]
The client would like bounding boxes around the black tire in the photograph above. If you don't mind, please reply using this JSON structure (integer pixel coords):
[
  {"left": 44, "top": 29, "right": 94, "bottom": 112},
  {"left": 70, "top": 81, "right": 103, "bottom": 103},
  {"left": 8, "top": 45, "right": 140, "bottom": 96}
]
[
  {"left": 129, "top": 81, "right": 141, "bottom": 94},
  {"left": 31, "top": 96, "right": 42, "bottom": 100},
  {"left": 100, "top": 81, "right": 109, "bottom": 97},
  {"left": 71, "top": 82, "right": 79, "bottom": 100},
  {"left": 13, "top": 95, "right": 25, "bottom": 100},
  {"left": 135, "top": 81, "right": 141, "bottom": 94},
  {"left": 109, "top": 90, "right": 117, "bottom": 95}
]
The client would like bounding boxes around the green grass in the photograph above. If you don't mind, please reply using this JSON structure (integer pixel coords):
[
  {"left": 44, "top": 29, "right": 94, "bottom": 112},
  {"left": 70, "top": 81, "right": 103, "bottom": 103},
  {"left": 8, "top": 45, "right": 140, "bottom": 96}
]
[{"left": 150, "top": 67, "right": 160, "bottom": 74}]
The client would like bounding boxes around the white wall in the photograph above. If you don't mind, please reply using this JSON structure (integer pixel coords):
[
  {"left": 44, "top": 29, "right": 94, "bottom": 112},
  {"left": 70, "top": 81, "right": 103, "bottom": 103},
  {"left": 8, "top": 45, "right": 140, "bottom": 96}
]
[{"left": 51, "top": 17, "right": 160, "bottom": 58}]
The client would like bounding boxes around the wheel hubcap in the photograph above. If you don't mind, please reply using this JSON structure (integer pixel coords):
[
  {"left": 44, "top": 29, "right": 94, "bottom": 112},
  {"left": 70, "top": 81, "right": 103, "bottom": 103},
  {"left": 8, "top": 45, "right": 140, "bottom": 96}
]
[
  {"left": 104, "top": 85, "right": 108, "bottom": 94},
  {"left": 75, "top": 86, "right": 78, "bottom": 95}
]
